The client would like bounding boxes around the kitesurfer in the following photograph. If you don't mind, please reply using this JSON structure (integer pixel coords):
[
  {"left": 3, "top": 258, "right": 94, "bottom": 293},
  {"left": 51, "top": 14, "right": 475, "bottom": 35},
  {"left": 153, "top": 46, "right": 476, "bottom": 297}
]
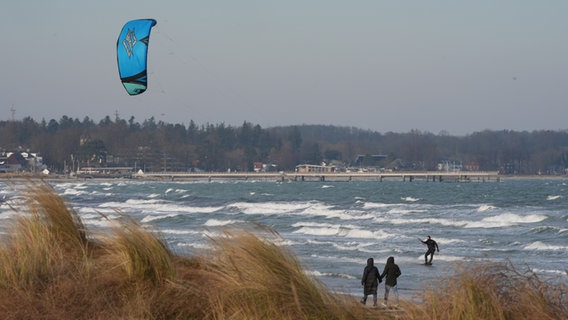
[{"left": 420, "top": 235, "right": 439, "bottom": 265}]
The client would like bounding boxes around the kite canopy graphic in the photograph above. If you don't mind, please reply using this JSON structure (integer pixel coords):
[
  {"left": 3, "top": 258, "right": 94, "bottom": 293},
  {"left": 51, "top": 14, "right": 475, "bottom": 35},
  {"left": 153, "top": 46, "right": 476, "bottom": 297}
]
[{"left": 117, "top": 19, "right": 157, "bottom": 95}]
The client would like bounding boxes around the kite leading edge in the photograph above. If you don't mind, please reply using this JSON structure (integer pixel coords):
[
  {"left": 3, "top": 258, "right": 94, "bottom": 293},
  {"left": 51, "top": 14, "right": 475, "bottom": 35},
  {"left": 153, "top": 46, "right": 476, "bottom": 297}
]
[{"left": 117, "top": 19, "right": 157, "bottom": 95}]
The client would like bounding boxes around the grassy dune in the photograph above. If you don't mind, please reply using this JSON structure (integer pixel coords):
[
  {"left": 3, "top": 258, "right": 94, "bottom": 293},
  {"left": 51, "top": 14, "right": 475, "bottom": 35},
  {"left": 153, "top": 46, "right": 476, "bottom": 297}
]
[{"left": 0, "top": 181, "right": 566, "bottom": 319}]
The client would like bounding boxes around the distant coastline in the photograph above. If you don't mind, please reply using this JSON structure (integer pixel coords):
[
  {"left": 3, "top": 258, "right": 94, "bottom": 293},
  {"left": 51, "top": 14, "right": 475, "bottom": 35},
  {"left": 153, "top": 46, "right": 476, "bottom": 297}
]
[{"left": 0, "top": 172, "right": 566, "bottom": 183}]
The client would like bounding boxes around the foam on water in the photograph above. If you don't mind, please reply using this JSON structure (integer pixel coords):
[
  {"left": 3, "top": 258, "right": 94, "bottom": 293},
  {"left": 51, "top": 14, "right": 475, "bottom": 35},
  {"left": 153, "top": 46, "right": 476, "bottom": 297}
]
[
  {"left": 0, "top": 187, "right": 15, "bottom": 196},
  {"left": 0, "top": 210, "right": 16, "bottom": 220},
  {"left": 176, "top": 242, "right": 211, "bottom": 250},
  {"left": 61, "top": 188, "right": 88, "bottom": 196},
  {"left": 204, "top": 219, "right": 241, "bottom": 227},
  {"left": 105, "top": 198, "right": 161, "bottom": 206},
  {"left": 307, "top": 270, "right": 357, "bottom": 280},
  {"left": 99, "top": 198, "right": 222, "bottom": 214},
  {"left": 386, "top": 212, "right": 554, "bottom": 230},
  {"left": 388, "top": 217, "right": 468, "bottom": 227},
  {"left": 273, "top": 238, "right": 297, "bottom": 247},
  {"left": 477, "top": 204, "right": 496, "bottom": 212},
  {"left": 524, "top": 241, "right": 567, "bottom": 251},
  {"left": 547, "top": 195, "right": 562, "bottom": 200},
  {"left": 293, "top": 226, "right": 353, "bottom": 237},
  {"left": 230, "top": 201, "right": 310, "bottom": 215},
  {"left": 294, "top": 224, "right": 394, "bottom": 240},
  {"left": 77, "top": 207, "right": 118, "bottom": 216},
  {"left": 141, "top": 213, "right": 180, "bottom": 223},
  {"left": 229, "top": 200, "right": 360, "bottom": 221},
  {"left": 310, "top": 254, "right": 366, "bottom": 265},
  {"left": 362, "top": 202, "right": 394, "bottom": 209},
  {"left": 159, "top": 229, "right": 200, "bottom": 235},
  {"left": 293, "top": 222, "right": 372, "bottom": 230},
  {"left": 386, "top": 208, "right": 427, "bottom": 215},
  {"left": 468, "top": 213, "right": 547, "bottom": 228},
  {"left": 53, "top": 182, "right": 86, "bottom": 190},
  {"left": 532, "top": 268, "right": 567, "bottom": 276},
  {"left": 81, "top": 218, "right": 117, "bottom": 228},
  {"left": 334, "top": 243, "right": 393, "bottom": 254},
  {"left": 300, "top": 203, "right": 345, "bottom": 218}
]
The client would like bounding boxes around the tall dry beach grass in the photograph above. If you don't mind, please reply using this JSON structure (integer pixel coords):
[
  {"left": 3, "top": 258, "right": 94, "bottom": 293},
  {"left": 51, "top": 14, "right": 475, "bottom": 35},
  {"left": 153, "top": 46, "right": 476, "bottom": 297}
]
[
  {"left": 403, "top": 261, "right": 568, "bottom": 320},
  {"left": 0, "top": 181, "right": 566, "bottom": 319}
]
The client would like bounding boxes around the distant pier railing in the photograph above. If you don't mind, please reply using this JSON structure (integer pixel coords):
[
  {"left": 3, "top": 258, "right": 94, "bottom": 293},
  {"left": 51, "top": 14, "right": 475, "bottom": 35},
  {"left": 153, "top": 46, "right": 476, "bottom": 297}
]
[{"left": 133, "top": 171, "right": 500, "bottom": 182}]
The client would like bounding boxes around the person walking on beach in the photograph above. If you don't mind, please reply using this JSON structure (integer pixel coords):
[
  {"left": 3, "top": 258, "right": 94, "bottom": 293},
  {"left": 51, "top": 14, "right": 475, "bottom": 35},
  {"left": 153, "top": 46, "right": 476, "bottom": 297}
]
[
  {"left": 360, "top": 257, "right": 381, "bottom": 306},
  {"left": 380, "top": 256, "right": 401, "bottom": 307},
  {"left": 420, "top": 235, "right": 439, "bottom": 265}
]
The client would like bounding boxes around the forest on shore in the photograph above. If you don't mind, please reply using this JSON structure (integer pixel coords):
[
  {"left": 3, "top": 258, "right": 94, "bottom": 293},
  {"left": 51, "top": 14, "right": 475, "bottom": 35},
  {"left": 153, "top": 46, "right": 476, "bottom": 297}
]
[{"left": 1, "top": 115, "right": 568, "bottom": 174}]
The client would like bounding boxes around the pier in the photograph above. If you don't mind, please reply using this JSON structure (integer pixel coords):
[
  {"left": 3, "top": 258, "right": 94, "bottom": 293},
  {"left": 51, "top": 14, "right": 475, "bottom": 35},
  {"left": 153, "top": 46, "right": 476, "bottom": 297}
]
[{"left": 133, "top": 171, "right": 500, "bottom": 182}]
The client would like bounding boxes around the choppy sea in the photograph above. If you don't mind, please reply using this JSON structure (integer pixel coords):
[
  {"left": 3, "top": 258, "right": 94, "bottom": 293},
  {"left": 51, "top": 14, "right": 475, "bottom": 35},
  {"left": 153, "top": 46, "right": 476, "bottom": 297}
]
[{"left": 1, "top": 178, "right": 567, "bottom": 298}]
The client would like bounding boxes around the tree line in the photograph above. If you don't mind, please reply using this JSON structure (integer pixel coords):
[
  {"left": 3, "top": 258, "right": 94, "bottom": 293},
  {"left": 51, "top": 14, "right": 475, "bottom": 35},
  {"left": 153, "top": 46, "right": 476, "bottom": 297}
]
[{"left": 1, "top": 115, "right": 568, "bottom": 175}]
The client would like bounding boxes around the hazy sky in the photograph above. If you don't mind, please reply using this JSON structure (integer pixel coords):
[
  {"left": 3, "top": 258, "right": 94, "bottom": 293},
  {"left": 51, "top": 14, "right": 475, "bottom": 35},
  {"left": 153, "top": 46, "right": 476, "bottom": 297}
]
[{"left": 2, "top": 1, "right": 567, "bottom": 135}]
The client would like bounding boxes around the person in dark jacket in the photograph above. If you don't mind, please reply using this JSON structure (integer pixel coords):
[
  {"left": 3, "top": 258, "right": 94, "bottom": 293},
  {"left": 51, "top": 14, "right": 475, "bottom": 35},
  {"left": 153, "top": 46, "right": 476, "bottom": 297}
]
[
  {"left": 380, "top": 256, "right": 401, "bottom": 306},
  {"left": 360, "top": 257, "right": 381, "bottom": 306},
  {"left": 420, "top": 235, "right": 439, "bottom": 265}
]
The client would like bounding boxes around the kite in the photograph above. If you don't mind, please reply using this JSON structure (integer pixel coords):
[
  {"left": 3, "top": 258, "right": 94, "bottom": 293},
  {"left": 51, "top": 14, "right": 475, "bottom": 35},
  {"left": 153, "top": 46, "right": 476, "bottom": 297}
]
[{"left": 116, "top": 19, "right": 157, "bottom": 95}]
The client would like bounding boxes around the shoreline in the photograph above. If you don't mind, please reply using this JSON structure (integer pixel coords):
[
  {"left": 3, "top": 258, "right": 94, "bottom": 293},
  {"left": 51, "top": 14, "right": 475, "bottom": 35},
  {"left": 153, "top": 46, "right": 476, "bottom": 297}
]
[{"left": 0, "top": 172, "right": 566, "bottom": 183}]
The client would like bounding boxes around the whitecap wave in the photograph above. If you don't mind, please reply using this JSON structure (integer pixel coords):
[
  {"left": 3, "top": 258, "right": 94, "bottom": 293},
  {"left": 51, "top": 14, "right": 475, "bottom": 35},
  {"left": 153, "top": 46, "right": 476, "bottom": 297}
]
[
  {"left": 531, "top": 268, "right": 568, "bottom": 276},
  {"left": 98, "top": 199, "right": 222, "bottom": 215},
  {"left": 204, "top": 219, "right": 241, "bottom": 227},
  {"left": 477, "top": 204, "right": 496, "bottom": 212},
  {"left": 464, "top": 213, "right": 547, "bottom": 228},
  {"left": 524, "top": 241, "right": 567, "bottom": 251},
  {"left": 176, "top": 242, "right": 211, "bottom": 250},
  {"left": 387, "top": 208, "right": 427, "bottom": 214},
  {"left": 293, "top": 225, "right": 393, "bottom": 240},
  {"left": 230, "top": 201, "right": 310, "bottom": 215},
  {"left": 363, "top": 202, "right": 392, "bottom": 209},
  {"left": 62, "top": 188, "right": 88, "bottom": 196},
  {"left": 547, "top": 195, "right": 562, "bottom": 200},
  {"left": 309, "top": 254, "right": 365, "bottom": 264},
  {"left": 389, "top": 217, "right": 468, "bottom": 227},
  {"left": 141, "top": 213, "right": 179, "bottom": 223},
  {"left": 159, "top": 229, "right": 200, "bottom": 235}
]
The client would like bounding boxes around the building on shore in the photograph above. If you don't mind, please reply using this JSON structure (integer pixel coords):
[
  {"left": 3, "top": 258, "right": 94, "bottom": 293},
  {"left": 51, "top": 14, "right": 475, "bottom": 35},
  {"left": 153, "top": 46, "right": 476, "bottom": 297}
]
[{"left": 295, "top": 164, "right": 336, "bottom": 174}]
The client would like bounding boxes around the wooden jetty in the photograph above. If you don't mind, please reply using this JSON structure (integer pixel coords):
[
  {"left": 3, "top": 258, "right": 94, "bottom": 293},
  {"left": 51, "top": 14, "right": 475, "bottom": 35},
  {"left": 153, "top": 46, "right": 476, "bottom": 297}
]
[{"left": 133, "top": 171, "right": 500, "bottom": 182}]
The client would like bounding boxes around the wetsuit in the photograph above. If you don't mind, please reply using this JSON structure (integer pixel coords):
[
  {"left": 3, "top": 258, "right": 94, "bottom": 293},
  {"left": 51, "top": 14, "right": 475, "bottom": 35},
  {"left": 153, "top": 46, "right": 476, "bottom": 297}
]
[{"left": 422, "top": 238, "right": 439, "bottom": 264}]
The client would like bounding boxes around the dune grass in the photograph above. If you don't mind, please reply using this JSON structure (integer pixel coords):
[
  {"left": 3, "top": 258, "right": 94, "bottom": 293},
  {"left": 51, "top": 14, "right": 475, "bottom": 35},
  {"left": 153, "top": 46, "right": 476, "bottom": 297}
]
[
  {"left": 0, "top": 181, "right": 566, "bottom": 319},
  {"left": 401, "top": 261, "right": 568, "bottom": 320}
]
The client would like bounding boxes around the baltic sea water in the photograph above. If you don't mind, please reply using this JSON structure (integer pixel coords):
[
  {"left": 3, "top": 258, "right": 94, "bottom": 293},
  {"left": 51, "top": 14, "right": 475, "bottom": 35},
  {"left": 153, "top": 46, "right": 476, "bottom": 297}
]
[{"left": 1, "top": 178, "right": 567, "bottom": 298}]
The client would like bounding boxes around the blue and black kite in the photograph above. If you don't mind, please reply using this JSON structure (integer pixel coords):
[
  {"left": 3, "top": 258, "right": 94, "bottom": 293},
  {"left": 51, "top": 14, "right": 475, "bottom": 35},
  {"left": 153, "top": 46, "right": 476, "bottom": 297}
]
[{"left": 117, "top": 19, "right": 157, "bottom": 95}]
